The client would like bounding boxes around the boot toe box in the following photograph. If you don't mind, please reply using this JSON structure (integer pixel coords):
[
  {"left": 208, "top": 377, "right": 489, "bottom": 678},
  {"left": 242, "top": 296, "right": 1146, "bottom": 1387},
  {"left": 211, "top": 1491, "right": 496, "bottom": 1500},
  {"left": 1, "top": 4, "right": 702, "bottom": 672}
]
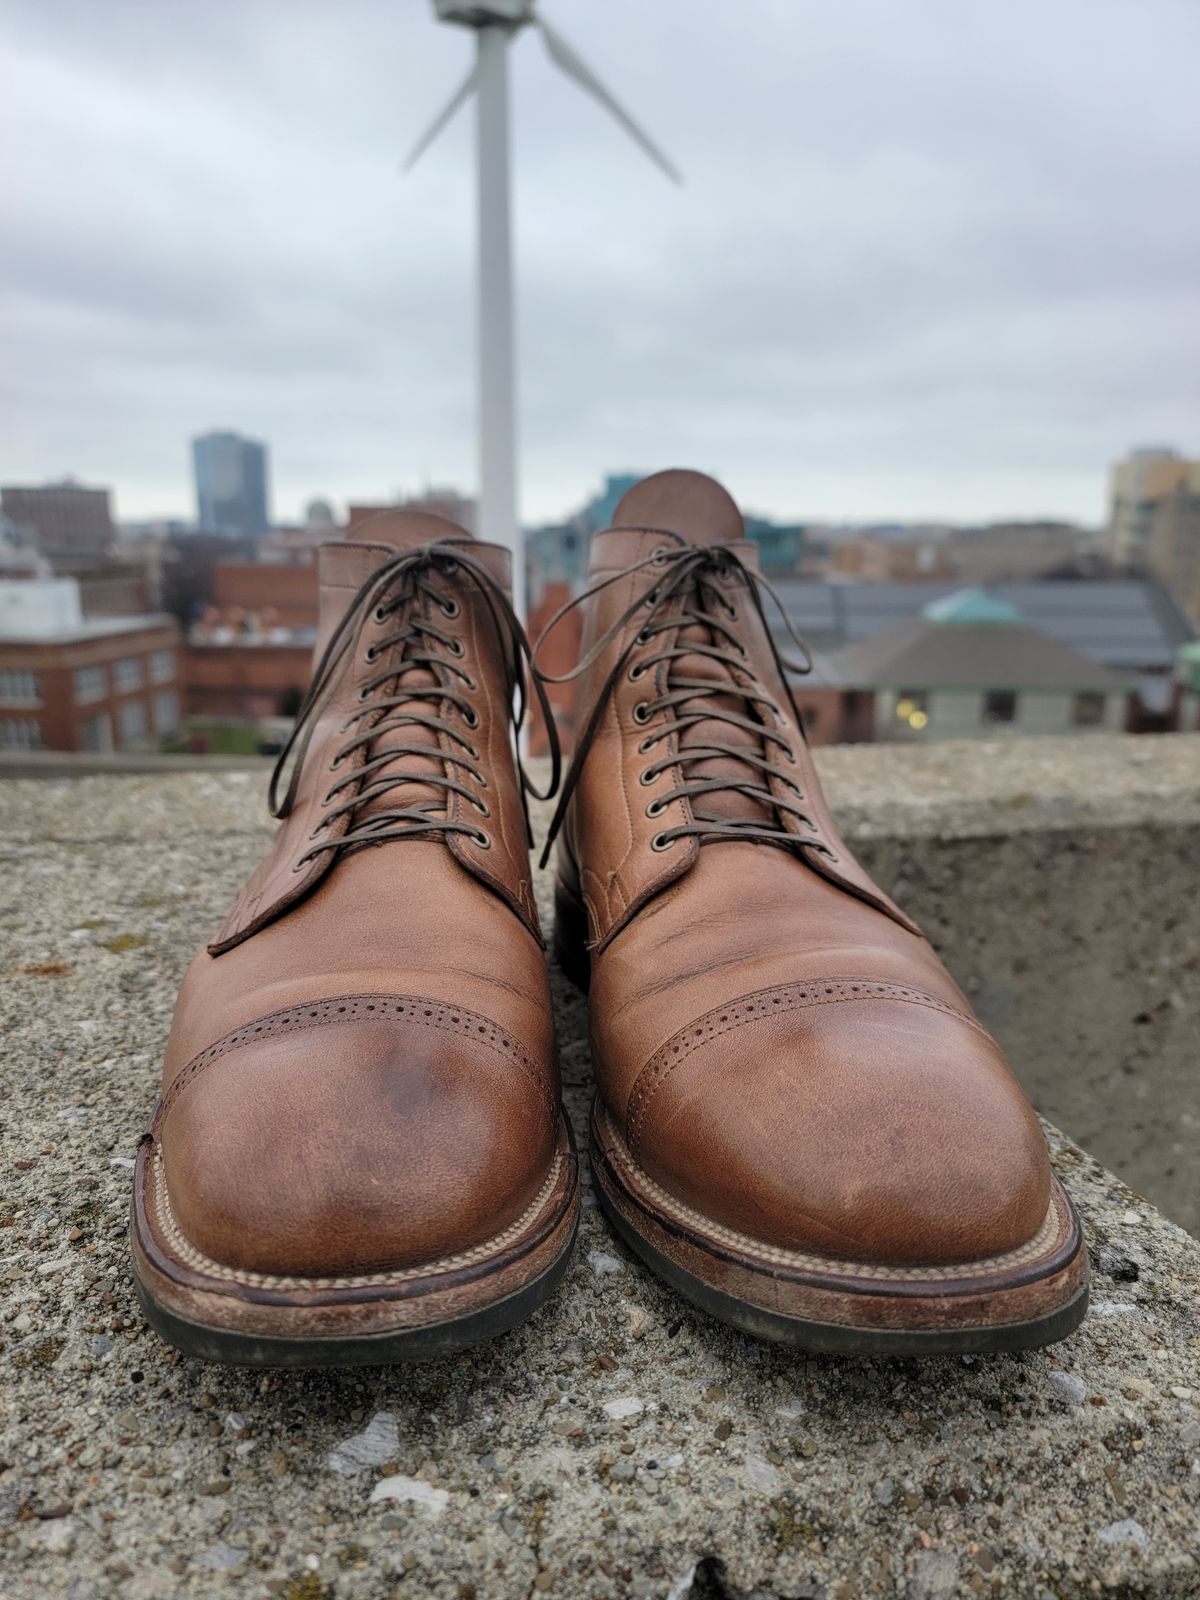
[
  {"left": 157, "top": 1002, "right": 557, "bottom": 1279},
  {"left": 627, "top": 982, "right": 1051, "bottom": 1268}
]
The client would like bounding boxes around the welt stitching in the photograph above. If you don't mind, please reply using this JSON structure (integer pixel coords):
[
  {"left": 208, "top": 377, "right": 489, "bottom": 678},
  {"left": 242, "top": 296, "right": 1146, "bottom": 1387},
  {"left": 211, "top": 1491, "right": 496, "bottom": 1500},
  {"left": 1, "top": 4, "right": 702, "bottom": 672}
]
[
  {"left": 156, "top": 993, "right": 553, "bottom": 1132},
  {"left": 603, "top": 1106, "right": 1065, "bottom": 1282},
  {"left": 150, "top": 1147, "right": 564, "bottom": 1290},
  {"left": 627, "top": 980, "right": 991, "bottom": 1155}
]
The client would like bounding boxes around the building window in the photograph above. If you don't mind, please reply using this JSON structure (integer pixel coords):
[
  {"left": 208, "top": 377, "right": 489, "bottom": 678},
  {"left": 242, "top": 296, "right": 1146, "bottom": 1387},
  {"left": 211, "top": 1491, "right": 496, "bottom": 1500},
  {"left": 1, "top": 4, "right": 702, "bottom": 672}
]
[
  {"left": 0, "top": 669, "right": 40, "bottom": 704},
  {"left": 1073, "top": 691, "right": 1107, "bottom": 727},
  {"left": 153, "top": 691, "right": 179, "bottom": 735},
  {"left": 894, "top": 691, "right": 929, "bottom": 731},
  {"left": 113, "top": 656, "right": 143, "bottom": 693},
  {"left": 982, "top": 690, "right": 1018, "bottom": 725},
  {"left": 117, "top": 701, "right": 147, "bottom": 745},
  {"left": 74, "top": 664, "right": 107, "bottom": 703},
  {"left": 149, "top": 649, "right": 175, "bottom": 684},
  {"left": 0, "top": 718, "right": 44, "bottom": 750},
  {"left": 80, "top": 713, "right": 112, "bottom": 753}
]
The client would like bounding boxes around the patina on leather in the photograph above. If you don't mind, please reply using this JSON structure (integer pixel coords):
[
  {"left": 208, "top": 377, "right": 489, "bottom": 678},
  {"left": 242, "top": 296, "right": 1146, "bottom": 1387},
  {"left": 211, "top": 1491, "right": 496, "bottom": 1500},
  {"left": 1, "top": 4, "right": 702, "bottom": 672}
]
[
  {"left": 540, "top": 470, "right": 1069, "bottom": 1280},
  {"left": 145, "top": 510, "right": 574, "bottom": 1303}
]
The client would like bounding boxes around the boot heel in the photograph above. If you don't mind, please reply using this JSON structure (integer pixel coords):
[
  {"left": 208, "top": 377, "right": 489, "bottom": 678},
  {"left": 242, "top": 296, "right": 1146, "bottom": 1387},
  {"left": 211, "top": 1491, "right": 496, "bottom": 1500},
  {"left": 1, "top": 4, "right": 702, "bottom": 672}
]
[{"left": 553, "top": 879, "right": 591, "bottom": 992}]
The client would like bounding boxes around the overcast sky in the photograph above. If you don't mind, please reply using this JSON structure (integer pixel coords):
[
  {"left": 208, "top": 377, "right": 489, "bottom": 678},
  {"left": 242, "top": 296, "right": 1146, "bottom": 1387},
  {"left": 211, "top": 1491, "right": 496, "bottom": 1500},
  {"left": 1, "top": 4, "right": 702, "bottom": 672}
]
[{"left": 2, "top": 0, "right": 1198, "bottom": 529}]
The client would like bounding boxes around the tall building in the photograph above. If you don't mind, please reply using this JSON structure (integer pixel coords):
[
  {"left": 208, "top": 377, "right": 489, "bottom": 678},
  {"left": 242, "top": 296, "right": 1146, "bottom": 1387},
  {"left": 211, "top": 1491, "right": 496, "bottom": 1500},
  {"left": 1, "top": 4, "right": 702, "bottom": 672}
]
[
  {"left": 192, "top": 431, "right": 270, "bottom": 536},
  {"left": 1108, "top": 447, "right": 1199, "bottom": 569},
  {"left": 0, "top": 480, "right": 115, "bottom": 564},
  {"left": 1148, "top": 483, "right": 1200, "bottom": 622}
]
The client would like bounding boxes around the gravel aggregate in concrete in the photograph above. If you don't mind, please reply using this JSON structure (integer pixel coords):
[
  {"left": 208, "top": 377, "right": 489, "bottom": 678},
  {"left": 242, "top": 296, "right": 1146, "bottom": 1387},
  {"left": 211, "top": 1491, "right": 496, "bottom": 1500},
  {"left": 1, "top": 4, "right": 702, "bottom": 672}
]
[{"left": 1, "top": 742, "right": 1198, "bottom": 1598}]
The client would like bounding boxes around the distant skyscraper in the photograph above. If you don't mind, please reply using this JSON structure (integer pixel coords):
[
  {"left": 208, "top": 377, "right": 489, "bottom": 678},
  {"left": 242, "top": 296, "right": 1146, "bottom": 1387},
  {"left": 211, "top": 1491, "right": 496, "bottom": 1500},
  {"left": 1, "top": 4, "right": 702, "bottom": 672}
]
[
  {"left": 1108, "top": 447, "right": 1199, "bottom": 569},
  {"left": 192, "top": 431, "right": 270, "bottom": 535}
]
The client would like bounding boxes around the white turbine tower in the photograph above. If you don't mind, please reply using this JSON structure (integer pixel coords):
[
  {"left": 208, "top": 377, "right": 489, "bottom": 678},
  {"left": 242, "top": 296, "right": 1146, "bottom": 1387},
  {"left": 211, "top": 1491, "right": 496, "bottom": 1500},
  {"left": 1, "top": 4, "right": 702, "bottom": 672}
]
[{"left": 404, "top": 1, "right": 681, "bottom": 613}]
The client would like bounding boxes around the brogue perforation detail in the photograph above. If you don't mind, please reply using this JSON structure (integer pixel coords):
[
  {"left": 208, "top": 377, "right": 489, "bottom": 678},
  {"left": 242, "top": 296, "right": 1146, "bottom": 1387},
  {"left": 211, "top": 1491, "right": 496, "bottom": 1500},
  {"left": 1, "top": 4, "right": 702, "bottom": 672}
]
[
  {"left": 149, "top": 1147, "right": 565, "bottom": 1291},
  {"left": 156, "top": 992, "right": 554, "bottom": 1132},
  {"left": 626, "top": 977, "right": 992, "bottom": 1155},
  {"left": 601, "top": 1106, "right": 1066, "bottom": 1283}
]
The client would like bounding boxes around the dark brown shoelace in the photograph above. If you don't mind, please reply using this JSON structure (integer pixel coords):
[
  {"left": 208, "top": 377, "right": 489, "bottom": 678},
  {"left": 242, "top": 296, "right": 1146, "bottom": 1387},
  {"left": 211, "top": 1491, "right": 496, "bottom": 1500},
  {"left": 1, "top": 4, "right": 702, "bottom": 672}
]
[
  {"left": 533, "top": 540, "right": 824, "bottom": 869},
  {"left": 269, "top": 542, "right": 560, "bottom": 869}
]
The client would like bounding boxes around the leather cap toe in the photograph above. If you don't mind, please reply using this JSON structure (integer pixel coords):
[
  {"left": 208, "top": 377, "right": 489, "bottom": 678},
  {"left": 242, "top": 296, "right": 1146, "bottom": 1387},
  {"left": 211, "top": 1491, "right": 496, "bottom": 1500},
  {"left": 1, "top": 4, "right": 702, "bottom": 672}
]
[
  {"left": 159, "top": 1013, "right": 556, "bottom": 1278},
  {"left": 629, "top": 993, "right": 1051, "bottom": 1268}
]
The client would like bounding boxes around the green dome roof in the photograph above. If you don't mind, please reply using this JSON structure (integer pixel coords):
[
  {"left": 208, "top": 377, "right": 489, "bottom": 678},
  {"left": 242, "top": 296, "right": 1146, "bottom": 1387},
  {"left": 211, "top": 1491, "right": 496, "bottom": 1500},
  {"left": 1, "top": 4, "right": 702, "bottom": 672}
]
[{"left": 922, "top": 587, "right": 1025, "bottom": 626}]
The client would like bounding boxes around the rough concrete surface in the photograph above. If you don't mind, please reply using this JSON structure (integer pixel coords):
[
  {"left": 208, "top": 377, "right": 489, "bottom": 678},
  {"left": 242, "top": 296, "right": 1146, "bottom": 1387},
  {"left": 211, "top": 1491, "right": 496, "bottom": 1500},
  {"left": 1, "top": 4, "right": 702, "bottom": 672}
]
[{"left": 1, "top": 738, "right": 1198, "bottom": 1599}]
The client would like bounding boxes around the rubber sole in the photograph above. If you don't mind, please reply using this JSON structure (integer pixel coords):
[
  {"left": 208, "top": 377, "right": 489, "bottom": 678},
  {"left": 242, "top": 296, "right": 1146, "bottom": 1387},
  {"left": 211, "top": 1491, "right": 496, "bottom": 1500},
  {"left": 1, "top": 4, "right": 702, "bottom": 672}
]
[
  {"left": 130, "top": 1120, "right": 580, "bottom": 1368},
  {"left": 592, "top": 1098, "right": 1088, "bottom": 1354},
  {"left": 130, "top": 1215, "right": 578, "bottom": 1367}
]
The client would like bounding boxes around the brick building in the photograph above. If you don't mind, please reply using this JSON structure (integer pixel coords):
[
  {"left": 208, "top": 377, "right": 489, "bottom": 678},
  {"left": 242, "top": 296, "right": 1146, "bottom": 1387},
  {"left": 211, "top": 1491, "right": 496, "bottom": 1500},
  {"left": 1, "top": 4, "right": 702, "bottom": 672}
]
[
  {"left": 0, "top": 481, "right": 115, "bottom": 565},
  {"left": 0, "top": 579, "right": 181, "bottom": 753}
]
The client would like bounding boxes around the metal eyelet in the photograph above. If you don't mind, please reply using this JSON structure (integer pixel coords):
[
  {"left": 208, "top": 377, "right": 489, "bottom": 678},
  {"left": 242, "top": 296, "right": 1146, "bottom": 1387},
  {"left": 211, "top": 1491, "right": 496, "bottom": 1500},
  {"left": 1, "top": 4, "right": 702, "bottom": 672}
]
[
  {"left": 632, "top": 702, "right": 651, "bottom": 725},
  {"left": 441, "top": 597, "right": 461, "bottom": 619},
  {"left": 329, "top": 754, "right": 344, "bottom": 770},
  {"left": 651, "top": 548, "right": 671, "bottom": 565},
  {"left": 358, "top": 686, "right": 371, "bottom": 701},
  {"left": 461, "top": 674, "right": 477, "bottom": 692},
  {"left": 373, "top": 605, "right": 389, "bottom": 624},
  {"left": 650, "top": 832, "right": 675, "bottom": 852},
  {"left": 628, "top": 662, "right": 647, "bottom": 682},
  {"left": 447, "top": 637, "right": 465, "bottom": 657},
  {"left": 470, "top": 827, "right": 491, "bottom": 849},
  {"left": 474, "top": 797, "right": 491, "bottom": 818},
  {"left": 462, "top": 708, "right": 480, "bottom": 730},
  {"left": 635, "top": 629, "right": 651, "bottom": 646},
  {"left": 637, "top": 734, "right": 658, "bottom": 754},
  {"left": 638, "top": 767, "right": 657, "bottom": 786},
  {"left": 645, "top": 798, "right": 667, "bottom": 819},
  {"left": 291, "top": 858, "right": 309, "bottom": 874},
  {"left": 364, "top": 646, "right": 379, "bottom": 664}
]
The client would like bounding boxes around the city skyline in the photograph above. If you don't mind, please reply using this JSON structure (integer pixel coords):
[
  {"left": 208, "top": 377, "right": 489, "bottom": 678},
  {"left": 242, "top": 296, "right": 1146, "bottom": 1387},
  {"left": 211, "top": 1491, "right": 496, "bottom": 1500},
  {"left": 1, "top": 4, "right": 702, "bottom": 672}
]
[{"left": 3, "top": 1, "right": 1198, "bottom": 526}]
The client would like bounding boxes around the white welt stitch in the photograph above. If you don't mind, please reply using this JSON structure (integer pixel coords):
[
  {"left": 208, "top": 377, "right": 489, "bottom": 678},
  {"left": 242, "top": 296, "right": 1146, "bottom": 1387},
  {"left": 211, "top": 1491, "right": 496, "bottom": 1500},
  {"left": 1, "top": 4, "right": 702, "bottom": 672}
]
[
  {"left": 600, "top": 1106, "right": 1066, "bottom": 1284},
  {"left": 150, "top": 1149, "right": 563, "bottom": 1292}
]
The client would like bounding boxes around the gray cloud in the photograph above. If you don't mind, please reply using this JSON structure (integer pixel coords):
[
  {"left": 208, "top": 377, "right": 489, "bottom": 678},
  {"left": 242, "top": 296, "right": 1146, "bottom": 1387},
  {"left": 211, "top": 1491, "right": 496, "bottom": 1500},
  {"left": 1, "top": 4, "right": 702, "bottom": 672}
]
[{"left": 2, "top": 0, "right": 1198, "bottom": 524}]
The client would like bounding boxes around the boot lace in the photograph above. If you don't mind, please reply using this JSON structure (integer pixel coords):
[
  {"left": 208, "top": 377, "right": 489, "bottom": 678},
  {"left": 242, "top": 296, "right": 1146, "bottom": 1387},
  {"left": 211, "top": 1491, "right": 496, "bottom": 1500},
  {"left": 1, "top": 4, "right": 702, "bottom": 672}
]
[
  {"left": 533, "top": 542, "right": 822, "bottom": 869},
  {"left": 269, "top": 542, "right": 560, "bottom": 870}
]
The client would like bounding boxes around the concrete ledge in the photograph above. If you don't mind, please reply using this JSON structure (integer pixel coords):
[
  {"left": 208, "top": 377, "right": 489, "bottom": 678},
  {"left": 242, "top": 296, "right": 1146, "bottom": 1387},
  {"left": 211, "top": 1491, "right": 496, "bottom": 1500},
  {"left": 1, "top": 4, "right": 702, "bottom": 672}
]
[{"left": 1, "top": 736, "right": 1198, "bottom": 1599}]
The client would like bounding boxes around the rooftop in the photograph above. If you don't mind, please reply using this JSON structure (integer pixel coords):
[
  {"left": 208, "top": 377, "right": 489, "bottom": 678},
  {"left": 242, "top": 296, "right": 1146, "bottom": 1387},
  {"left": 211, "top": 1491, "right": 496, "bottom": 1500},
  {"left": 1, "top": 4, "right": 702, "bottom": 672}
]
[
  {"left": 2, "top": 736, "right": 1198, "bottom": 1599},
  {"left": 771, "top": 579, "right": 1195, "bottom": 671}
]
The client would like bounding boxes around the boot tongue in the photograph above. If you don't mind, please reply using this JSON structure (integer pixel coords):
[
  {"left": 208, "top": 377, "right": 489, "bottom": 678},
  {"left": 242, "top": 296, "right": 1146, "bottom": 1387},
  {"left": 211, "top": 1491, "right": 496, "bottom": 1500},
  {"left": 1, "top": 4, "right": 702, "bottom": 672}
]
[
  {"left": 615, "top": 470, "right": 774, "bottom": 831},
  {"left": 335, "top": 510, "right": 476, "bottom": 833},
  {"left": 612, "top": 468, "right": 744, "bottom": 547}
]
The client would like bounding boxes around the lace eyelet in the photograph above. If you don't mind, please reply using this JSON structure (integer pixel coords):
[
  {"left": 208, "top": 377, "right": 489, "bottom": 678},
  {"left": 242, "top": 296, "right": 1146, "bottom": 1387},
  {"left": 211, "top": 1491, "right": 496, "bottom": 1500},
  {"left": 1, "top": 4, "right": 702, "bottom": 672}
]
[
  {"left": 462, "top": 708, "right": 480, "bottom": 730},
  {"left": 651, "top": 548, "right": 671, "bottom": 565},
  {"left": 291, "top": 858, "right": 309, "bottom": 875},
  {"left": 645, "top": 798, "right": 667, "bottom": 819},
  {"left": 461, "top": 673, "right": 477, "bottom": 691},
  {"left": 637, "top": 734, "right": 658, "bottom": 754},
  {"left": 470, "top": 827, "right": 491, "bottom": 849},
  {"left": 441, "top": 597, "right": 461, "bottom": 619},
  {"left": 638, "top": 767, "right": 657, "bottom": 786},
  {"left": 364, "top": 646, "right": 378, "bottom": 665},
  {"left": 635, "top": 629, "right": 651, "bottom": 646},
  {"left": 650, "top": 831, "right": 675, "bottom": 852},
  {"left": 358, "top": 686, "right": 371, "bottom": 701},
  {"left": 330, "top": 754, "right": 344, "bottom": 770},
  {"left": 447, "top": 637, "right": 465, "bottom": 657},
  {"left": 628, "top": 662, "right": 647, "bottom": 682},
  {"left": 632, "top": 702, "right": 651, "bottom": 725},
  {"left": 373, "top": 605, "right": 389, "bottom": 624},
  {"left": 474, "top": 798, "right": 491, "bottom": 818}
]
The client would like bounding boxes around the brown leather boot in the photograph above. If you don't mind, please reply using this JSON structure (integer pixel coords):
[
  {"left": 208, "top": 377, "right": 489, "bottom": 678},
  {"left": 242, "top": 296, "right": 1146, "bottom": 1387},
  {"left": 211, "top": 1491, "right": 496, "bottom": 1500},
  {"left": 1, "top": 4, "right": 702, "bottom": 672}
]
[
  {"left": 131, "top": 513, "right": 578, "bottom": 1365},
  {"left": 540, "top": 470, "right": 1087, "bottom": 1354}
]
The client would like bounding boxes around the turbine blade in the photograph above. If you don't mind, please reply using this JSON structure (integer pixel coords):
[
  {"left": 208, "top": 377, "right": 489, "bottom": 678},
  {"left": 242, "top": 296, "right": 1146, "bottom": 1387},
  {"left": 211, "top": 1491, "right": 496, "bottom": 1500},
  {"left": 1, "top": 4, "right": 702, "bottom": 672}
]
[
  {"left": 533, "top": 13, "right": 682, "bottom": 184},
  {"left": 402, "top": 64, "right": 479, "bottom": 171}
]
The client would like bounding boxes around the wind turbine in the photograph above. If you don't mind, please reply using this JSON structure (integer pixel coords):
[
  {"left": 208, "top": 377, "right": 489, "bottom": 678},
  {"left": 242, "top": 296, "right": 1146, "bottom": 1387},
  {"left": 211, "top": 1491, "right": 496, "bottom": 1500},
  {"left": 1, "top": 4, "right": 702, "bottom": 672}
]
[{"left": 404, "top": 1, "right": 681, "bottom": 613}]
